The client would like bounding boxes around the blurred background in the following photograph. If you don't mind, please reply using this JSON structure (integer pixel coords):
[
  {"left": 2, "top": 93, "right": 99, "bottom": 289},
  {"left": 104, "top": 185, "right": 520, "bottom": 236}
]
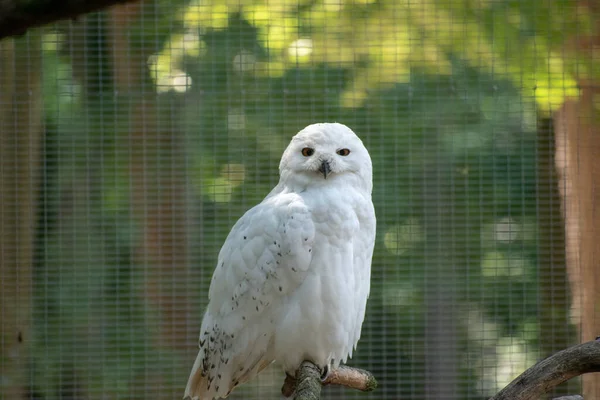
[{"left": 1, "top": 0, "right": 599, "bottom": 399}]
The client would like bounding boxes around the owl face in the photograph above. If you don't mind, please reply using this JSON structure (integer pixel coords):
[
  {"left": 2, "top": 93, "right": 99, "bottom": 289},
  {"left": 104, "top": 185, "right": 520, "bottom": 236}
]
[{"left": 279, "top": 123, "right": 372, "bottom": 189}]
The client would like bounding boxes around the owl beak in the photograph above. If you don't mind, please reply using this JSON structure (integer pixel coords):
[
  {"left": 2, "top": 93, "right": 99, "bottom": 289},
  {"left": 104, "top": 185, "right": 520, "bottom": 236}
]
[{"left": 319, "top": 160, "right": 331, "bottom": 179}]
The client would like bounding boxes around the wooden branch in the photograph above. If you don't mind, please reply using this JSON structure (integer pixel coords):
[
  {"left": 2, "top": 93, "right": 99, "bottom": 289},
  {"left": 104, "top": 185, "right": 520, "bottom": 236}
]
[
  {"left": 282, "top": 361, "right": 377, "bottom": 399},
  {"left": 489, "top": 339, "right": 600, "bottom": 400},
  {"left": 288, "top": 362, "right": 323, "bottom": 400},
  {"left": 552, "top": 396, "right": 584, "bottom": 400},
  {"left": 0, "top": 0, "right": 140, "bottom": 40}
]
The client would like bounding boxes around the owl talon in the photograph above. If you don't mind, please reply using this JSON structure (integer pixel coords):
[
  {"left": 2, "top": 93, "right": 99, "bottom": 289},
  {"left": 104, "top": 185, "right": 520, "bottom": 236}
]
[{"left": 320, "top": 365, "right": 329, "bottom": 381}]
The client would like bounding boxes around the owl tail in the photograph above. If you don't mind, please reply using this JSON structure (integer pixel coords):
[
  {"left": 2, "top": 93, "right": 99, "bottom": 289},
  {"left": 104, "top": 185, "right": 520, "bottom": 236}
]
[
  {"left": 183, "top": 353, "right": 210, "bottom": 400},
  {"left": 183, "top": 350, "right": 274, "bottom": 400},
  {"left": 184, "top": 350, "right": 240, "bottom": 400}
]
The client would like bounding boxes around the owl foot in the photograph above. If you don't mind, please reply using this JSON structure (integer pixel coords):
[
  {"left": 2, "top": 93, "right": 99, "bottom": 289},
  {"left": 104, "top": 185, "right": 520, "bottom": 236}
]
[{"left": 320, "top": 365, "right": 330, "bottom": 381}]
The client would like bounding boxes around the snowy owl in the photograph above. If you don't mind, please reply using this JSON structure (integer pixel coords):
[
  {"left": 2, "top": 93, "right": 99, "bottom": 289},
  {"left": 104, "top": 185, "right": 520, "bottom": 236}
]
[{"left": 184, "top": 122, "right": 376, "bottom": 400}]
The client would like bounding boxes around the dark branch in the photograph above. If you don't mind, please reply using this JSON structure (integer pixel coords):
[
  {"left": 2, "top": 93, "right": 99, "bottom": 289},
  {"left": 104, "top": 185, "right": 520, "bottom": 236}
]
[
  {"left": 0, "top": 0, "right": 139, "bottom": 39},
  {"left": 552, "top": 396, "right": 584, "bottom": 400},
  {"left": 489, "top": 339, "right": 600, "bottom": 400},
  {"left": 282, "top": 361, "right": 377, "bottom": 399}
]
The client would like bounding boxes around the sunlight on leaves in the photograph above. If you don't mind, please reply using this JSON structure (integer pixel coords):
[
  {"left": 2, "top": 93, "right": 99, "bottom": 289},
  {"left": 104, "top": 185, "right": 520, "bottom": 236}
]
[
  {"left": 384, "top": 218, "right": 425, "bottom": 256},
  {"left": 287, "top": 38, "right": 313, "bottom": 63},
  {"left": 147, "top": 32, "right": 203, "bottom": 92},
  {"left": 493, "top": 217, "right": 521, "bottom": 245},
  {"left": 158, "top": 0, "right": 590, "bottom": 111},
  {"left": 233, "top": 50, "right": 258, "bottom": 73},
  {"left": 481, "top": 251, "right": 529, "bottom": 278},
  {"left": 204, "top": 163, "right": 247, "bottom": 203},
  {"left": 382, "top": 281, "right": 420, "bottom": 308},
  {"left": 477, "top": 337, "right": 539, "bottom": 396},
  {"left": 184, "top": 2, "right": 231, "bottom": 29},
  {"left": 228, "top": 108, "right": 247, "bottom": 131},
  {"left": 466, "top": 307, "right": 500, "bottom": 343}
]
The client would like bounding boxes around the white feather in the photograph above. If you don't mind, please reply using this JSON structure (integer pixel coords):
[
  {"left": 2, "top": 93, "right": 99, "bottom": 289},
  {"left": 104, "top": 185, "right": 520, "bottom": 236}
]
[{"left": 184, "top": 123, "right": 376, "bottom": 400}]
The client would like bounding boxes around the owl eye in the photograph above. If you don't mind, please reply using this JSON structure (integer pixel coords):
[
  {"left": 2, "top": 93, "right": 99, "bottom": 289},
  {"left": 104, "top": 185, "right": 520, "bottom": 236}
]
[
  {"left": 336, "top": 148, "right": 351, "bottom": 156},
  {"left": 301, "top": 148, "right": 315, "bottom": 157}
]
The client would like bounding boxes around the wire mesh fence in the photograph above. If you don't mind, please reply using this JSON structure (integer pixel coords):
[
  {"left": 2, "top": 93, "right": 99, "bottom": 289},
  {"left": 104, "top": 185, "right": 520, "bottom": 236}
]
[{"left": 1, "top": 1, "right": 598, "bottom": 399}]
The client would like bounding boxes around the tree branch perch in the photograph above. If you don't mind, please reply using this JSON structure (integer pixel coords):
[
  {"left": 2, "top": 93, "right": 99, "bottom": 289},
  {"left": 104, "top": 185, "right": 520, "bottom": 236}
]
[
  {"left": 281, "top": 340, "right": 600, "bottom": 400},
  {"left": 282, "top": 361, "right": 378, "bottom": 399},
  {"left": 489, "top": 339, "right": 600, "bottom": 400}
]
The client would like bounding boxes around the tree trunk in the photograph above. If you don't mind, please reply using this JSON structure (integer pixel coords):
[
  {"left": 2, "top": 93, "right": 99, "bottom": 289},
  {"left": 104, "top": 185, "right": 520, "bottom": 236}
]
[
  {"left": 537, "top": 118, "right": 575, "bottom": 397},
  {"left": 61, "top": 5, "right": 193, "bottom": 396},
  {"left": 108, "top": 3, "right": 194, "bottom": 397},
  {"left": 554, "top": 84, "right": 600, "bottom": 399},
  {"left": 553, "top": 2, "right": 600, "bottom": 396},
  {"left": 0, "top": 33, "right": 44, "bottom": 400},
  {"left": 129, "top": 97, "right": 191, "bottom": 348},
  {"left": 423, "top": 157, "right": 460, "bottom": 400},
  {"left": 129, "top": 97, "right": 192, "bottom": 399}
]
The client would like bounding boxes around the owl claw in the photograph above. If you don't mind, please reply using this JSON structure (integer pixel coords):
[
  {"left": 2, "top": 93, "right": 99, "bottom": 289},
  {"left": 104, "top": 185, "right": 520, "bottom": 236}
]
[{"left": 320, "top": 365, "right": 329, "bottom": 381}]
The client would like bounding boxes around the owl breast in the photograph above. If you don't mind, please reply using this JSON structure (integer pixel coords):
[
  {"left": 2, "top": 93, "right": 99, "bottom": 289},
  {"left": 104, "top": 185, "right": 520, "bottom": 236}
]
[{"left": 272, "top": 184, "right": 375, "bottom": 374}]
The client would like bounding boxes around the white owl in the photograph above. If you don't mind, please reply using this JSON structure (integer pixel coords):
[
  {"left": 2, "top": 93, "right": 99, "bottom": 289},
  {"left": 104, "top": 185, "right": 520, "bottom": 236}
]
[{"left": 184, "top": 123, "right": 376, "bottom": 400}]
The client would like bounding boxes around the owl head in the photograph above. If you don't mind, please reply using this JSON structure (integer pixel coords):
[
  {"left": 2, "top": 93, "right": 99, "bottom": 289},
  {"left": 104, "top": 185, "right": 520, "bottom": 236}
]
[{"left": 279, "top": 123, "right": 373, "bottom": 192}]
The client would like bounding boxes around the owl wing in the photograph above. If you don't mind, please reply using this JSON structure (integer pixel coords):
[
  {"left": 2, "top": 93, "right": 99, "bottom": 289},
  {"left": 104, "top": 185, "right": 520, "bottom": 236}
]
[
  {"left": 184, "top": 192, "right": 315, "bottom": 400},
  {"left": 349, "top": 200, "right": 376, "bottom": 357}
]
